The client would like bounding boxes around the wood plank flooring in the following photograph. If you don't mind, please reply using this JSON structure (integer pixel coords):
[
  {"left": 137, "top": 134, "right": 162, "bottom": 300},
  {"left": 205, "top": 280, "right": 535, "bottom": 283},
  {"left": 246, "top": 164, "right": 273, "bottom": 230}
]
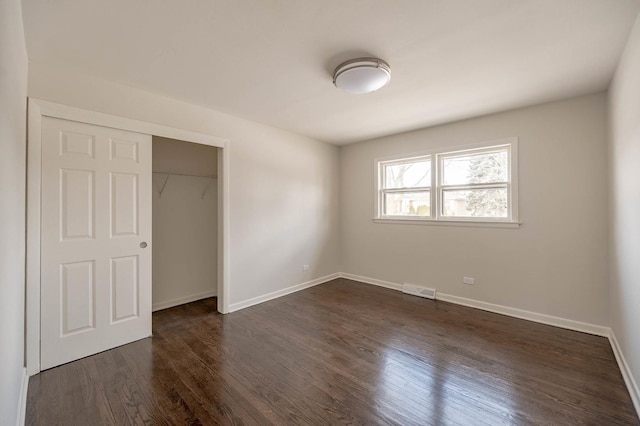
[{"left": 27, "top": 278, "right": 639, "bottom": 425}]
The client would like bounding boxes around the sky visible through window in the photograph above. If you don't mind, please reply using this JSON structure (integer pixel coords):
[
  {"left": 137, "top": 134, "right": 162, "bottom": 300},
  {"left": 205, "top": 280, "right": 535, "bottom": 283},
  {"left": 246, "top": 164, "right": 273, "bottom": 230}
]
[{"left": 385, "top": 160, "right": 430, "bottom": 188}]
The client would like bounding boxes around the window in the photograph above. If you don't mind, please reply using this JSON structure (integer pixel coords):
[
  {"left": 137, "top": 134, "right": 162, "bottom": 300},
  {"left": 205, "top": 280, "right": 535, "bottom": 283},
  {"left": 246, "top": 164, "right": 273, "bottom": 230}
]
[
  {"left": 376, "top": 139, "right": 518, "bottom": 225},
  {"left": 380, "top": 156, "right": 432, "bottom": 217}
]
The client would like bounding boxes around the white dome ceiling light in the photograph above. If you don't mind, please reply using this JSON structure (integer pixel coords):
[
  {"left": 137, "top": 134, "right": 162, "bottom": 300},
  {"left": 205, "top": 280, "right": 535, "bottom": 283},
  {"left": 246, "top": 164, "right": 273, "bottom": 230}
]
[{"left": 333, "top": 58, "right": 391, "bottom": 94}]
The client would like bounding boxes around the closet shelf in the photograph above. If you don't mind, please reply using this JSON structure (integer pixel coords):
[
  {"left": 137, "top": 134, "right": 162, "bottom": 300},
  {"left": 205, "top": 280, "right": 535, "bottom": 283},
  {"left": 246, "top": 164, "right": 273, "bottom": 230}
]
[
  {"left": 153, "top": 171, "right": 216, "bottom": 178},
  {"left": 153, "top": 172, "right": 217, "bottom": 199}
]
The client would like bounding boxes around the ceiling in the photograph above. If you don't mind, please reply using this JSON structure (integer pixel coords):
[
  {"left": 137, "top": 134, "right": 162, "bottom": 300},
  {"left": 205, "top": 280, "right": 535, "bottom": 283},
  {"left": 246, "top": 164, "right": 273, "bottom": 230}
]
[{"left": 22, "top": 0, "right": 640, "bottom": 145}]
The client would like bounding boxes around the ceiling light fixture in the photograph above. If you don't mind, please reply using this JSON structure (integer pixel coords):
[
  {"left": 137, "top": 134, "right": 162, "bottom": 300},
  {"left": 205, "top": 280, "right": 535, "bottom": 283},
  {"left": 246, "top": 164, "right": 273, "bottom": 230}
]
[{"left": 333, "top": 58, "right": 391, "bottom": 94}]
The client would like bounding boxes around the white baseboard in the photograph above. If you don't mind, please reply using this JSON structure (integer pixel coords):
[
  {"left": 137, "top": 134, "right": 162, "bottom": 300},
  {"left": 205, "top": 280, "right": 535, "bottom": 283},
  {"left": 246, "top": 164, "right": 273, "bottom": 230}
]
[
  {"left": 436, "top": 292, "right": 610, "bottom": 337},
  {"left": 152, "top": 290, "right": 217, "bottom": 312},
  {"left": 17, "top": 368, "right": 28, "bottom": 426},
  {"left": 339, "top": 273, "right": 403, "bottom": 291},
  {"left": 339, "top": 273, "right": 609, "bottom": 336},
  {"left": 609, "top": 330, "right": 640, "bottom": 416},
  {"left": 228, "top": 273, "right": 341, "bottom": 312}
]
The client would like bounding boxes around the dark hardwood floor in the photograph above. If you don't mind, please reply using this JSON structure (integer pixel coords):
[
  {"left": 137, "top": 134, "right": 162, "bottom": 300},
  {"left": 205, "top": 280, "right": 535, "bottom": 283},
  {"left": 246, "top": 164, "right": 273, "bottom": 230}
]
[{"left": 27, "top": 278, "right": 639, "bottom": 425}]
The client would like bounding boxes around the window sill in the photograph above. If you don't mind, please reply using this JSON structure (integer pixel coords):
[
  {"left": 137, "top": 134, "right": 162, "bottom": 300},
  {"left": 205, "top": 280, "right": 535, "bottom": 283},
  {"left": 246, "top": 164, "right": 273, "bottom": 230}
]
[{"left": 373, "top": 218, "right": 521, "bottom": 229}]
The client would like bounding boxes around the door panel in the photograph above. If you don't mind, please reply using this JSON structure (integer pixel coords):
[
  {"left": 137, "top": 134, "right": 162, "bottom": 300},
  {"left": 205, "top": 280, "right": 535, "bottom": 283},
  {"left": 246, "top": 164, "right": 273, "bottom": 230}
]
[
  {"left": 111, "top": 172, "right": 138, "bottom": 237},
  {"left": 60, "top": 260, "right": 95, "bottom": 335},
  {"left": 60, "top": 169, "right": 94, "bottom": 240},
  {"left": 41, "top": 117, "right": 152, "bottom": 370},
  {"left": 110, "top": 255, "right": 139, "bottom": 322}
]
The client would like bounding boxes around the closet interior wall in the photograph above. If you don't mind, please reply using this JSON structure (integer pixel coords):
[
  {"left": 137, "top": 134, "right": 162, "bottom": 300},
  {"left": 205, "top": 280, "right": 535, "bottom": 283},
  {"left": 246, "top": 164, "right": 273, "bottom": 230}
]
[{"left": 152, "top": 136, "right": 218, "bottom": 311}]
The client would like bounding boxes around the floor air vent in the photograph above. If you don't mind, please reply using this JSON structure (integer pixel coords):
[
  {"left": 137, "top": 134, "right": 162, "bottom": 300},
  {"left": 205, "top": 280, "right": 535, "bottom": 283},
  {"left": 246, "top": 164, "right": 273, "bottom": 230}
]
[{"left": 402, "top": 283, "right": 436, "bottom": 300}]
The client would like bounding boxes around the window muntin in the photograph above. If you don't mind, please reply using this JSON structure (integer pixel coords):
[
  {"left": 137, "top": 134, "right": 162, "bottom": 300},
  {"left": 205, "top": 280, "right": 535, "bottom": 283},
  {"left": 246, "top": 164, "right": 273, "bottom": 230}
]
[{"left": 377, "top": 141, "right": 516, "bottom": 223}]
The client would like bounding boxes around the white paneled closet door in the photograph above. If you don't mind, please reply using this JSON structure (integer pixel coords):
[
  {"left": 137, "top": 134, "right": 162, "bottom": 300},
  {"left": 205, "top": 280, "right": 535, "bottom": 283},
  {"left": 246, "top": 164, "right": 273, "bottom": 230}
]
[{"left": 40, "top": 117, "right": 152, "bottom": 370}]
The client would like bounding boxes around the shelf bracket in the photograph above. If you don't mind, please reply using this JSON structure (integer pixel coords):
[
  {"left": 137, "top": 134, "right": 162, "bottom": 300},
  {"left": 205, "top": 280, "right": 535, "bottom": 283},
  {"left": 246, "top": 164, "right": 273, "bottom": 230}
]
[
  {"left": 201, "top": 177, "right": 215, "bottom": 200},
  {"left": 159, "top": 174, "right": 170, "bottom": 198}
]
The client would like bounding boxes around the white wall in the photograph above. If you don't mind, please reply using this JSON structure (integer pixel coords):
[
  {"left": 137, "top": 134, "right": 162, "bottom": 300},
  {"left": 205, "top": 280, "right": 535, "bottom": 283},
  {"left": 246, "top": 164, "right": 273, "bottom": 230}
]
[
  {"left": 0, "top": 0, "right": 28, "bottom": 423},
  {"left": 341, "top": 93, "right": 609, "bottom": 325},
  {"left": 609, "top": 12, "right": 640, "bottom": 410},
  {"left": 152, "top": 137, "right": 218, "bottom": 309},
  {"left": 28, "top": 63, "right": 341, "bottom": 306}
]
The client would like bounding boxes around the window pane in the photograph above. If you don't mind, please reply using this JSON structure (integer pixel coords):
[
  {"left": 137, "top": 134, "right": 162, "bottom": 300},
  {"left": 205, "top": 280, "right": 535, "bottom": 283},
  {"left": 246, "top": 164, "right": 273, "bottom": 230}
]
[
  {"left": 442, "top": 188, "right": 507, "bottom": 218},
  {"left": 442, "top": 150, "right": 507, "bottom": 185},
  {"left": 384, "top": 160, "right": 430, "bottom": 189},
  {"left": 384, "top": 191, "right": 431, "bottom": 216}
]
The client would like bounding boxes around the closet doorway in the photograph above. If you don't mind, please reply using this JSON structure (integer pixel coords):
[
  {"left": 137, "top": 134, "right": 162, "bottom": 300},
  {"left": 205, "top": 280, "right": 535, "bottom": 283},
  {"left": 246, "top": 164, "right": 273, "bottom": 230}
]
[
  {"left": 151, "top": 137, "right": 220, "bottom": 312},
  {"left": 26, "top": 99, "right": 230, "bottom": 374}
]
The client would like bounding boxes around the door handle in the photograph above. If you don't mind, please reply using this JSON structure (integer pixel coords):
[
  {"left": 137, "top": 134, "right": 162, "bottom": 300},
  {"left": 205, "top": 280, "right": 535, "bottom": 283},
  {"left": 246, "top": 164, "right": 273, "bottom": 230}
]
[{"left": 140, "top": 242, "right": 148, "bottom": 249}]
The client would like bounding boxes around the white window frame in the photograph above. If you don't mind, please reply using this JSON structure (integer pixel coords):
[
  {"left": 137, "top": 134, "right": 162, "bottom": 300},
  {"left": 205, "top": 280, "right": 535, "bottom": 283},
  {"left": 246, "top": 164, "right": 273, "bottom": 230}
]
[
  {"left": 374, "top": 137, "right": 519, "bottom": 228},
  {"left": 379, "top": 155, "right": 433, "bottom": 219}
]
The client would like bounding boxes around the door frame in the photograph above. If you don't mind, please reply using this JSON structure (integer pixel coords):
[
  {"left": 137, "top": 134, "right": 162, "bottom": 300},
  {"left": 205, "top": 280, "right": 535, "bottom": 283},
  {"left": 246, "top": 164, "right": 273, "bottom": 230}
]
[{"left": 26, "top": 98, "right": 231, "bottom": 375}]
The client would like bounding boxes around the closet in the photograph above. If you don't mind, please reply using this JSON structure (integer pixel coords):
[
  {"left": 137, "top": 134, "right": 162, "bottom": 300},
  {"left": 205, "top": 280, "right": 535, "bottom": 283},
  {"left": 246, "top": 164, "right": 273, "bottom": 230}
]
[{"left": 151, "top": 136, "right": 219, "bottom": 311}]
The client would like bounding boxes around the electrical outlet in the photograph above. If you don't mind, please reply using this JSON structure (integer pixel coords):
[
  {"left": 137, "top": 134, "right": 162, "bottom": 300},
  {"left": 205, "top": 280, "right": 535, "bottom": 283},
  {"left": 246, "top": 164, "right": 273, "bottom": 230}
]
[
  {"left": 303, "top": 265, "right": 310, "bottom": 271},
  {"left": 463, "top": 277, "right": 475, "bottom": 285}
]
